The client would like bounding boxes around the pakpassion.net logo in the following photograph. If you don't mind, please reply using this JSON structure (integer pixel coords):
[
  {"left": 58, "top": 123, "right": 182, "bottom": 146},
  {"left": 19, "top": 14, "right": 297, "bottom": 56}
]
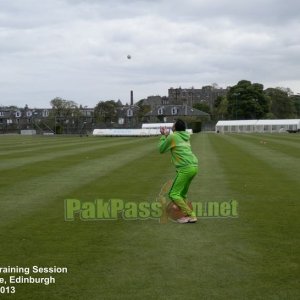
[
  {"left": 64, "top": 198, "right": 238, "bottom": 222},
  {"left": 64, "top": 180, "right": 238, "bottom": 223}
]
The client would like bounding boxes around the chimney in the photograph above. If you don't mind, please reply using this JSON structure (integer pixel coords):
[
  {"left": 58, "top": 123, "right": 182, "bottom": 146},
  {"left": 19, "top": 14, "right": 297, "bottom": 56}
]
[{"left": 130, "top": 90, "right": 133, "bottom": 106}]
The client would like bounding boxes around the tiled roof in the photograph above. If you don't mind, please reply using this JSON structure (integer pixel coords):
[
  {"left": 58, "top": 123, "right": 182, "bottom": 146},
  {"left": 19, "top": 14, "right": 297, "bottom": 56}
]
[{"left": 146, "top": 105, "right": 209, "bottom": 117}]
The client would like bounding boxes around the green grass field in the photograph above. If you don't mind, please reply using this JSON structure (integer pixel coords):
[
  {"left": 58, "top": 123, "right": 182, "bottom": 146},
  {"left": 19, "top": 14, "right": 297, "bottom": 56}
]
[{"left": 0, "top": 133, "right": 299, "bottom": 300}]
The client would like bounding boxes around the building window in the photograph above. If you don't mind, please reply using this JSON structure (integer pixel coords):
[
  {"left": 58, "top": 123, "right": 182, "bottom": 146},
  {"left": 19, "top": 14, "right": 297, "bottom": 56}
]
[
  {"left": 158, "top": 107, "right": 164, "bottom": 115},
  {"left": 0, "top": 112, "right": 4, "bottom": 117},
  {"left": 127, "top": 109, "right": 133, "bottom": 117},
  {"left": 15, "top": 111, "right": 21, "bottom": 118},
  {"left": 26, "top": 111, "right": 32, "bottom": 117},
  {"left": 42, "top": 110, "right": 49, "bottom": 117},
  {"left": 162, "top": 98, "right": 168, "bottom": 105},
  {"left": 171, "top": 107, "right": 178, "bottom": 115}
]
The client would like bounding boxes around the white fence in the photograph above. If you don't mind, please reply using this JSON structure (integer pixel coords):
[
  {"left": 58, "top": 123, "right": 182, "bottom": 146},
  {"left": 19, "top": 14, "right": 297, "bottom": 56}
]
[
  {"left": 93, "top": 123, "right": 193, "bottom": 136},
  {"left": 20, "top": 130, "right": 37, "bottom": 135},
  {"left": 92, "top": 128, "right": 161, "bottom": 136},
  {"left": 142, "top": 123, "right": 174, "bottom": 129}
]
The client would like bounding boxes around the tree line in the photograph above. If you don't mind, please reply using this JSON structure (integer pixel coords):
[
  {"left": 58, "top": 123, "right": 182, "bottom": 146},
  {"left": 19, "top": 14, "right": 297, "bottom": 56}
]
[
  {"left": 49, "top": 80, "right": 300, "bottom": 123},
  {"left": 209, "top": 80, "right": 300, "bottom": 120}
]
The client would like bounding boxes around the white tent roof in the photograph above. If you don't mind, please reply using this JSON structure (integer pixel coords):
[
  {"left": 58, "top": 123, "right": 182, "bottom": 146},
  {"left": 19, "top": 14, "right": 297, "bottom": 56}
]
[
  {"left": 216, "top": 120, "right": 257, "bottom": 126},
  {"left": 142, "top": 123, "right": 174, "bottom": 128},
  {"left": 216, "top": 119, "right": 300, "bottom": 126},
  {"left": 256, "top": 119, "right": 300, "bottom": 125}
]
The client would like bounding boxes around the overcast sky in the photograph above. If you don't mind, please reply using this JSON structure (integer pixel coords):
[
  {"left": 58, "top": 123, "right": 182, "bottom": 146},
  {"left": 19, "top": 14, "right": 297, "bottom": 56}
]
[{"left": 0, "top": 0, "right": 300, "bottom": 108}]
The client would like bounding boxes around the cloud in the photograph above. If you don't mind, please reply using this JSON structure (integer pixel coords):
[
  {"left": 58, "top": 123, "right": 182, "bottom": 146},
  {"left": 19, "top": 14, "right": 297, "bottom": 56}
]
[{"left": 0, "top": 0, "right": 299, "bottom": 107}]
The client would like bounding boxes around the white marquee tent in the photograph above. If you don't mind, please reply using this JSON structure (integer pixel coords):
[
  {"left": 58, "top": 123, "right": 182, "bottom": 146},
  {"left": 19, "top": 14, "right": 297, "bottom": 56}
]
[{"left": 215, "top": 119, "right": 300, "bottom": 133}]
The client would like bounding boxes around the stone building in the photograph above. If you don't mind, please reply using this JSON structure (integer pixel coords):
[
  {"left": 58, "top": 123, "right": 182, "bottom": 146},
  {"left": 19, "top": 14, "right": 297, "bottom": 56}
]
[
  {"left": 145, "top": 104, "right": 209, "bottom": 123},
  {"left": 0, "top": 106, "right": 52, "bottom": 132},
  {"left": 0, "top": 106, "right": 94, "bottom": 134},
  {"left": 168, "top": 86, "right": 228, "bottom": 108},
  {"left": 116, "top": 105, "right": 140, "bottom": 127}
]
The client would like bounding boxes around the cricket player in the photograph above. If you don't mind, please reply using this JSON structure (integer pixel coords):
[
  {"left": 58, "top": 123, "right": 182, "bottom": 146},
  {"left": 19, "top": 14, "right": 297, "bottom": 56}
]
[{"left": 159, "top": 119, "right": 198, "bottom": 223}]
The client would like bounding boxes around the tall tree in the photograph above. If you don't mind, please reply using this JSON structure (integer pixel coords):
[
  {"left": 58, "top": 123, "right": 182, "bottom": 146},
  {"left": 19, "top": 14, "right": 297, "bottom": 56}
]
[
  {"left": 264, "top": 88, "right": 296, "bottom": 118},
  {"left": 276, "top": 87, "right": 294, "bottom": 96},
  {"left": 227, "top": 80, "right": 268, "bottom": 120},
  {"left": 49, "top": 97, "right": 80, "bottom": 134},
  {"left": 50, "top": 97, "right": 79, "bottom": 117},
  {"left": 290, "top": 95, "right": 300, "bottom": 118},
  {"left": 136, "top": 101, "right": 151, "bottom": 121},
  {"left": 193, "top": 102, "right": 211, "bottom": 114},
  {"left": 214, "top": 96, "right": 228, "bottom": 120},
  {"left": 94, "top": 100, "right": 119, "bottom": 123}
]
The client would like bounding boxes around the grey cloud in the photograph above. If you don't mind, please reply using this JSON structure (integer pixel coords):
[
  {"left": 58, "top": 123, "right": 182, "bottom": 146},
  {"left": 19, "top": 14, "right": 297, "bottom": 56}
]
[{"left": 0, "top": 0, "right": 299, "bottom": 107}]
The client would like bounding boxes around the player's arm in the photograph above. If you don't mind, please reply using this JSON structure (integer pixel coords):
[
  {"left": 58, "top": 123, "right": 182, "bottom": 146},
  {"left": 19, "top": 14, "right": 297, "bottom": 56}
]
[{"left": 158, "top": 128, "right": 173, "bottom": 153}]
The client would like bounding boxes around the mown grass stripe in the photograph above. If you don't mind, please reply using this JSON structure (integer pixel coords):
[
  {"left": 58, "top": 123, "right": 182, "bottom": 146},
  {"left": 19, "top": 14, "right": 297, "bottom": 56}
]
[
  {"left": 221, "top": 134, "right": 300, "bottom": 182},
  {"left": 0, "top": 139, "right": 157, "bottom": 226},
  {"left": 260, "top": 133, "right": 300, "bottom": 142},
  {"left": 0, "top": 136, "right": 86, "bottom": 149},
  {"left": 209, "top": 134, "right": 299, "bottom": 298},
  {"left": 191, "top": 133, "right": 232, "bottom": 202},
  {"left": 0, "top": 137, "right": 153, "bottom": 171},
  {"left": 209, "top": 133, "right": 300, "bottom": 204},
  {"left": 55, "top": 139, "right": 173, "bottom": 203},
  {"left": 254, "top": 133, "right": 300, "bottom": 143},
  {"left": 231, "top": 133, "right": 300, "bottom": 160},
  {"left": 0, "top": 138, "right": 154, "bottom": 192},
  {"left": 235, "top": 133, "right": 300, "bottom": 153},
  {"left": 0, "top": 136, "right": 133, "bottom": 157}
]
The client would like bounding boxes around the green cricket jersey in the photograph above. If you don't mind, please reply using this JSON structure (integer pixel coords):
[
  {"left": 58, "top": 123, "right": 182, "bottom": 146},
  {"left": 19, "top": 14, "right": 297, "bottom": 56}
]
[{"left": 158, "top": 131, "right": 198, "bottom": 169}]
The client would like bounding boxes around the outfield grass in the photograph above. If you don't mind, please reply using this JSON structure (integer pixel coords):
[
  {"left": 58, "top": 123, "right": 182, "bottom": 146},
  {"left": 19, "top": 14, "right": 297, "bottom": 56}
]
[{"left": 0, "top": 133, "right": 299, "bottom": 300}]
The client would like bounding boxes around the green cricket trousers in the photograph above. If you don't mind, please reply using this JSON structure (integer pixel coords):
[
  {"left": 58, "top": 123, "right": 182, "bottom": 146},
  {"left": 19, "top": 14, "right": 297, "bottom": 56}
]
[{"left": 168, "top": 165, "right": 198, "bottom": 217}]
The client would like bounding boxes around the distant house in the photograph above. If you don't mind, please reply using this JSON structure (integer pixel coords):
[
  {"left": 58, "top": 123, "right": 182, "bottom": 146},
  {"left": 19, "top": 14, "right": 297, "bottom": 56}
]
[
  {"left": 79, "top": 107, "right": 94, "bottom": 118},
  {"left": 0, "top": 107, "right": 52, "bottom": 130},
  {"left": 140, "top": 95, "right": 169, "bottom": 109},
  {"left": 0, "top": 106, "right": 95, "bottom": 133},
  {"left": 145, "top": 104, "right": 210, "bottom": 123},
  {"left": 117, "top": 105, "right": 140, "bottom": 127},
  {"left": 168, "top": 86, "right": 229, "bottom": 108}
]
